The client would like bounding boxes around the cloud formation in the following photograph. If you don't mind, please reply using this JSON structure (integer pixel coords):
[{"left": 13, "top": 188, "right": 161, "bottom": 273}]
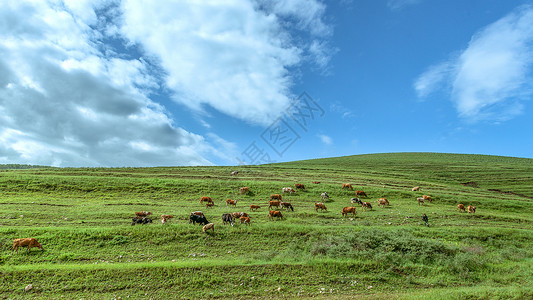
[
  {"left": 120, "top": 0, "right": 333, "bottom": 126},
  {"left": 0, "top": 0, "right": 333, "bottom": 167},
  {"left": 414, "top": 5, "right": 533, "bottom": 121}
]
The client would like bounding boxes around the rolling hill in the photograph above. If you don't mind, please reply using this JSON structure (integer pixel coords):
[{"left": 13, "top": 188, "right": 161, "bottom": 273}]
[{"left": 0, "top": 153, "right": 532, "bottom": 299}]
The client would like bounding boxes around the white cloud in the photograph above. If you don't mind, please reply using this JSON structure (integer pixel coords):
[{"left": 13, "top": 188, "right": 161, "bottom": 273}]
[
  {"left": 0, "top": 0, "right": 334, "bottom": 167},
  {"left": 414, "top": 5, "right": 533, "bottom": 121},
  {"left": 318, "top": 134, "right": 333, "bottom": 145},
  {"left": 388, "top": 0, "right": 422, "bottom": 11},
  {"left": 0, "top": 1, "right": 211, "bottom": 167},
  {"left": 414, "top": 62, "right": 452, "bottom": 98},
  {"left": 119, "top": 0, "right": 333, "bottom": 125}
]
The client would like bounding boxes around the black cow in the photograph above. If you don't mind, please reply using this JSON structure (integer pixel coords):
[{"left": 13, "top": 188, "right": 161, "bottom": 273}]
[
  {"left": 222, "top": 213, "right": 234, "bottom": 226},
  {"left": 131, "top": 217, "right": 152, "bottom": 226},
  {"left": 189, "top": 214, "right": 209, "bottom": 225},
  {"left": 351, "top": 198, "right": 363, "bottom": 206}
]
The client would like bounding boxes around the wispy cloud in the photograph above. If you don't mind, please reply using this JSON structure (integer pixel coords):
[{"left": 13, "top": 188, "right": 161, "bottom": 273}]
[
  {"left": 388, "top": 0, "right": 422, "bottom": 11},
  {"left": 318, "top": 134, "right": 333, "bottom": 145},
  {"left": 414, "top": 5, "right": 533, "bottom": 121}
]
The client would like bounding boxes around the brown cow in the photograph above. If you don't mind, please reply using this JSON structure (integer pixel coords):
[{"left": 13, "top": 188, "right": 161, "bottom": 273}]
[
  {"left": 377, "top": 198, "right": 390, "bottom": 207},
  {"left": 239, "top": 216, "right": 251, "bottom": 225},
  {"left": 231, "top": 212, "right": 249, "bottom": 219},
  {"left": 280, "top": 201, "right": 294, "bottom": 211},
  {"left": 269, "top": 200, "right": 281, "bottom": 210},
  {"left": 341, "top": 207, "right": 356, "bottom": 217},
  {"left": 315, "top": 202, "right": 327, "bottom": 212},
  {"left": 270, "top": 194, "right": 282, "bottom": 201},
  {"left": 269, "top": 210, "right": 283, "bottom": 220},
  {"left": 294, "top": 183, "right": 305, "bottom": 190},
  {"left": 362, "top": 202, "right": 373, "bottom": 211},
  {"left": 423, "top": 195, "right": 432, "bottom": 202},
  {"left": 202, "top": 223, "right": 214, "bottom": 233},
  {"left": 200, "top": 196, "right": 213, "bottom": 204},
  {"left": 239, "top": 187, "right": 250, "bottom": 195},
  {"left": 412, "top": 186, "right": 420, "bottom": 191},
  {"left": 355, "top": 190, "right": 368, "bottom": 197},
  {"left": 342, "top": 183, "right": 354, "bottom": 190},
  {"left": 249, "top": 205, "right": 261, "bottom": 211},
  {"left": 457, "top": 204, "right": 466, "bottom": 212},
  {"left": 312, "top": 181, "right": 321, "bottom": 184},
  {"left": 206, "top": 202, "right": 214, "bottom": 208},
  {"left": 161, "top": 214, "right": 173, "bottom": 224},
  {"left": 282, "top": 187, "right": 296, "bottom": 194},
  {"left": 417, "top": 197, "right": 425, "bottom": 206},
  {"left": 467, "top": 205, "right": 476, "bottom": 213},
  {"left": 135, "top": 211, "right": 152, "bottom": 218},
  {"left": 12, "top": 238, "right": 44, "bottom": 254},
  {"left": 190, "top": 211, "right": 205, "bottom": 217},
  {"left": 226, "top": 199, "right": 237, "bottom": 207}
]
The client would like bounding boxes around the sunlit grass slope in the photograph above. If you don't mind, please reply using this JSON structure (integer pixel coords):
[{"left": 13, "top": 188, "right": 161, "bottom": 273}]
[{"left": 0, "top": 153, "right": 532, "bottom": 299}]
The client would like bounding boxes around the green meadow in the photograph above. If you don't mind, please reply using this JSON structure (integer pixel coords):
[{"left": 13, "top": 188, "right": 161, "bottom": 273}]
[{"left": 0, "top": 153, "right": 532, "bottom": 299}]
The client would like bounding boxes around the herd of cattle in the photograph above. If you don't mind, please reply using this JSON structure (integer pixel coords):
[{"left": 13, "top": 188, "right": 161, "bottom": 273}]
[{"left": 11, "top": 179, "right": 478, "bottom": 254}]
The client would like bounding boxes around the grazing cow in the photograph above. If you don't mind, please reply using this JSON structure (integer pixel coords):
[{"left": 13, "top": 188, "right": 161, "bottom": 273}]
[
  {"left": 321, "top": 192, "right": 329, "bottom": 201},
  {"left": 203, "top": 223, "right": 214, "bottom": 233},
  {"left": 312, "top": 181, "right": 321, "bottom": 184},
  {"left": 135, "top": 211, "right": 152, "bottom": 218},
  {"left": 249, "top": 204, "right": 261, "bottom": 211},
  {"left": 282, "top": 187, "right": 296, "bottom": 194},
  {"left": 226, "top": 199, "right": 237, "bottom": 207},
  {"left": 231, "top": 212, "right": 249, "bottom": 219},
  {"left": 269, "top": 200, "right": 282, "bottom": 210},
  {"left": 239, "top": 187, "right": 250, "bottom": 195},
  {"left": 161, "top": 214, "right": 173, "bottom": 224},
  {"left": 342, "top": 183, "right": 354, "bottom": 190},
  {"left": 189, "top": 214, "right": 209, "bottom": 225},
  {"left": 362, "top": 202, "right": 373, "bottom": 211},
  {"left": 222, "top": 213, "right": 234, "bottom": 226},
  {"left": 457, "top": 204, "right": 466, "bottom": 212},
  {"left": 467, "top": 205, "right": 476, "bottom": 213},
  {"left": 422, "top": 214, "right": 429, "bottom": 227},
  {"left": 341, "top": 207, "right": 357, "bottom": 217},
  {"left": 12, "top": 238, "right": 44, "bottom": 254},
  {"left": 377, "top": 198, "right": 390, "bottom": 207},
  {"left": 294, "top": 183, "right": 305, "bottom": 190},
  {"left": 423, "top": 195, "right": 432, "bottom": 202},
  {"left": 131, "top": 217, "right": 152, "bottom": 225},
  {"left": 206, "top": 202, "right": 214, "bottom": 209},
  {"left": 200, "top": 196, "right": 213, "bottom": 204},
  {"left": 270, "top": 194, "right": 282, "bottom": 201},
  {"left": 269, "top": 210, "right": 283, "bottom": 220},
  {"left": 280, "top": 201, "right": 294, "bottom": 212},
  {"left": 190, "top": 211, "right": 205, "bottom": 217},
  {"left": 412, "top": 186, "right": 420, "bottom": 191},
  {"left": 315, "top": 202, "right": 327, "bottom": 212},
  {"left": 230, "top": 171, "right": 239, "bottom": 176},
  {"left": 239, "top": 216, "right": 251, "bottom": 225},
  {"left": 416, "top": 197, "right": 425, "bottom": 206},
  {"left": 355, "top": 190, "right": 368, "bottom": 197},
  {"left": 351, "top": 198, "right": 363, "bottom": 206}
]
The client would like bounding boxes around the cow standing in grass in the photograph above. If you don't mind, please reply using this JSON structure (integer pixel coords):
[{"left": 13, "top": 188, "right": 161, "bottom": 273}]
[
  {"left": 341, "top": 207, "right": 356, "bottom": 217},
  {"left": 315, "top": 203, "right": 327, "bottom": 212},
  {"left": 342, "top": 183, "right": 353, "bottom": 190},
  {"left": 269, "top": 210, "right": 283, "bottom": 220},
  {"left": 12, "top": 238, "right": 44, "bottom": 254}
]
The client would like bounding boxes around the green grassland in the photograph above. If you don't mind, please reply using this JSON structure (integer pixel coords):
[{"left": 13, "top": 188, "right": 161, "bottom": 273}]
[{"left": 0, "top": 153, "right": 532, "bottom": 299}]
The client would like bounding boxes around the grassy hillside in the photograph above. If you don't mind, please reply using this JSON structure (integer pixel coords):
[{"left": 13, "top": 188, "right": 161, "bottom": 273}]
[{"left": 0, "top": 153, "right": 532, "bottom": 299}]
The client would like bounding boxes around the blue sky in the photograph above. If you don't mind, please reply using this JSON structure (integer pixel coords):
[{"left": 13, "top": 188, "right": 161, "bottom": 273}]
[{"left": 1, "top": 0, "right": 532, "bottom": 167}]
